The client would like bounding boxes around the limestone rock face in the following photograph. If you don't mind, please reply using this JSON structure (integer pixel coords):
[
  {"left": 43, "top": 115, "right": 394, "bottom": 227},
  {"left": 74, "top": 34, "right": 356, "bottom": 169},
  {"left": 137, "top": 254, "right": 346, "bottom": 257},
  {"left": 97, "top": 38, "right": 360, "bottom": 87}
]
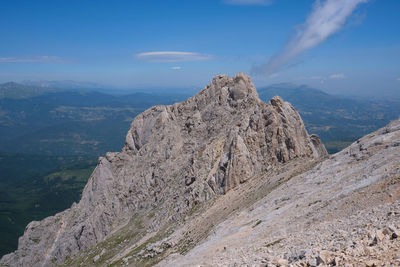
[
  {"left": 159, "top": 118, "right": 400, "bottom": 267},
  {"left": 0, "top": 73, "right": 326, "bottom": 266}
]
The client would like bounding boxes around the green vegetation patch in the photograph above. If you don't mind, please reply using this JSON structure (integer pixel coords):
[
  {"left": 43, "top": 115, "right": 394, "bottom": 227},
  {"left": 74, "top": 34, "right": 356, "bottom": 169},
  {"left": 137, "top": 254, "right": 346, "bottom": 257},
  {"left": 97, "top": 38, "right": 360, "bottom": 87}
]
[
  {"left": 265, "top": 238, "right": 285, "bottom": 248},
  {"left": 324, "top": 141, "right": 354, "bottom": 154},
  {"left": 0, "top": 153, "right": 96, "bottom": 257},
  {"left": 62, "top": 216, "right": 145, "bottom": 267},
  {"left": 252, "top": 219, "right": 262, "bottom": 228}
]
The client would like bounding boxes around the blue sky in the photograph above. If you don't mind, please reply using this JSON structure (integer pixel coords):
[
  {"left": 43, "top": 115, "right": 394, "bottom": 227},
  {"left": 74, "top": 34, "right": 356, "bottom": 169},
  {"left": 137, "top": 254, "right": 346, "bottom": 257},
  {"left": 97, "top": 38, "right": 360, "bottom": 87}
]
[{"left": 0, "top": 0, "right": 399, "bottom": 96}]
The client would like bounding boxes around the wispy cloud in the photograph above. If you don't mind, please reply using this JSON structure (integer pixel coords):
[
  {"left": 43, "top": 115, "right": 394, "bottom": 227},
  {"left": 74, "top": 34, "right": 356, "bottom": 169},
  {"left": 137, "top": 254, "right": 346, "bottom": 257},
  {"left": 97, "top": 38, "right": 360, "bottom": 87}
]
[
  {"left": 330, "top": 73, "right": 346, "bottom": 79},
  {"left": 253, "top": 0, "right": 368, "bottom": 75},
  {"left": 223, "top": 0, "right": 273, "bottom": 6},
  {"left": 136, "top": 51, "right": 212, "bottom": 62},
  {"left": 0, "top": 56, "right": 63, "bottom": 63},
  {"left": 397, "top": 78, "right": 400, "bottom": 81},
  {"left": 171, "top": 66, "right": 182, "bottom": 70}
]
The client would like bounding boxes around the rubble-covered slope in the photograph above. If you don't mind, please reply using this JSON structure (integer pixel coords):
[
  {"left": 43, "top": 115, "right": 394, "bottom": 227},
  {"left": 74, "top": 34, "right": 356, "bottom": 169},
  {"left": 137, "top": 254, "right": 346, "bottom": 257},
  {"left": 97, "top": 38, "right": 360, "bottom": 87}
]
[
  {"left": 0, "top": 73, "right": 326, "bottom": 266},
  {"left": 159, "top": 118, "right": 400, "bottom": 266}
]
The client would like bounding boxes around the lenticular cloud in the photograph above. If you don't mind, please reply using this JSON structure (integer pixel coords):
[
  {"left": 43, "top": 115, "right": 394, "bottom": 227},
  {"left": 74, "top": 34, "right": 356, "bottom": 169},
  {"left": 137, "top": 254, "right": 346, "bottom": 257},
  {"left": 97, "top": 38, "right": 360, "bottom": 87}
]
[{"left": 136, "top": 51, "right": 212, "bottom": 62}]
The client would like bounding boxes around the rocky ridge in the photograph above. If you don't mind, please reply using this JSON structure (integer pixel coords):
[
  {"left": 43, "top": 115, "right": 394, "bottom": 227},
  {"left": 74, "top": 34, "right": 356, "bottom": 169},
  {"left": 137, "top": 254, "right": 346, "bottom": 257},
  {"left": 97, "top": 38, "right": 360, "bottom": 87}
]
[
  {"left": 159, "top": 117, "right": 400, "bottom": 266},
  {"left": 0, "top": 73, "right": 326, "bottom": 266}
]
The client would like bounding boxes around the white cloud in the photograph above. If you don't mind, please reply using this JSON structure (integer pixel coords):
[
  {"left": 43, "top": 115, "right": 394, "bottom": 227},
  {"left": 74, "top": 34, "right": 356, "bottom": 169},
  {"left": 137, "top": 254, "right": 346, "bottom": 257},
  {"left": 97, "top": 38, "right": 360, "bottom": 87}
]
[
  {"left": 136, "top": 51, "right": 212, "bottom": 62},
  {"left": 330, "top": 73, "right": 346, "bottom": 79},
  {"left": 0, "top": 56, "right": 63, "bottom": 63},
  {"left": 223, "top": 0, "right": 273, "bottom": 6},
  {"left": 171, "top": 66, "right": 182, "bottom": 70},
  {"left": 253, "top": 0, "right": 368, "bottom": 75}
]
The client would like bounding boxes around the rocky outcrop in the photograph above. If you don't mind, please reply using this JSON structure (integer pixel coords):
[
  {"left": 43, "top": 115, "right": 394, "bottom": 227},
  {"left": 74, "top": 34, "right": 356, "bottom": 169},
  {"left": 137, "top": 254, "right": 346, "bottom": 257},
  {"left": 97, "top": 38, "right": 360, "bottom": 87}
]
[
  {"left": 0, "top": 73, "right": 326, "bottom": 266},
  {"left": 159, "top": 118, "right": 400, "bottom": 267}
]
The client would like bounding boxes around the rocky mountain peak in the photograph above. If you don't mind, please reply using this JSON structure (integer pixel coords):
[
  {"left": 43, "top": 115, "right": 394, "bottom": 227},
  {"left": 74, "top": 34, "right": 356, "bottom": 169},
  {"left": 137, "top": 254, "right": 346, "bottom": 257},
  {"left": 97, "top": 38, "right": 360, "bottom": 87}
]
[
  {"left": 1, "top": 73, "right": 327, "bottom": 266},
  {"left": 189, "top": 72, "right": 260, "bottom": 109},
  {"left": 204, "top": 72, "right": 259, "bottom": 101}
]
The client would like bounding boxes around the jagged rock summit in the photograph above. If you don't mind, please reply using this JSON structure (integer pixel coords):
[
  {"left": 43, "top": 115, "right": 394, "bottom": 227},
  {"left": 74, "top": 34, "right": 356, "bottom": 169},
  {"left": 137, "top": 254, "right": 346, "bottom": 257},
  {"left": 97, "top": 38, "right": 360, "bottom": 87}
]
[{"left": 1, "top": 73, "right": 327, "bottom": 266}]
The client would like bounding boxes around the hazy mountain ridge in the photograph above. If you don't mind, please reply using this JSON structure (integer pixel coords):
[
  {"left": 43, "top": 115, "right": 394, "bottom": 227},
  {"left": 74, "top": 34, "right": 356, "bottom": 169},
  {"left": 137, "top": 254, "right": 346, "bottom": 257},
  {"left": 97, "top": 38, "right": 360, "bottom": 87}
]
[
  {"left": 0, "top": 82, "right": 68, "bottom": 99},
  {"left": 21, "top": 80, "right": 109, "bottom": 91}
]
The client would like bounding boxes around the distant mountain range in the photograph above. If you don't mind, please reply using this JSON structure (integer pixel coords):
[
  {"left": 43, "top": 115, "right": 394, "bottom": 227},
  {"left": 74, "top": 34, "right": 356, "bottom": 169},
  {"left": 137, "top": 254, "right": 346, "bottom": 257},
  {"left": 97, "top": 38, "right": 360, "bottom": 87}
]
[
  {"left": 1, "top": 81, "right": 399, "bottom": 155},
  {"left": 0, "top": 82, "right": 66, "bottom": 99},
  {"left": 22, "top": 80, "right": 108, "bottom": 90},
  {"left": 21, "top": 79, "right": 199, "bottom": 95}
]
